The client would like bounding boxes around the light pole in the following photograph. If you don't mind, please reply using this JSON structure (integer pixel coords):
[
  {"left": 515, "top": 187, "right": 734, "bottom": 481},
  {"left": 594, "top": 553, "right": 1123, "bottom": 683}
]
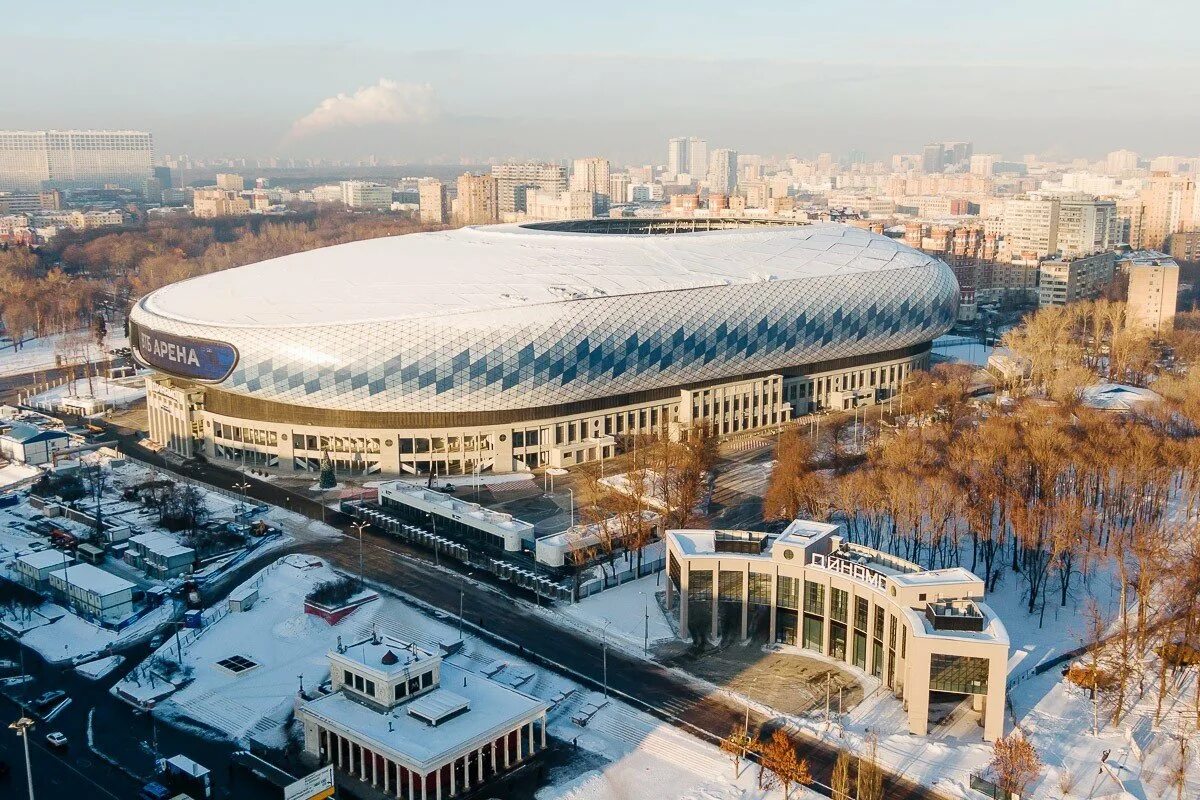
[
  {"left": 350, "top": 521, "right": 369, "bottom": 589},
  {"left": 567, "top": 488, "right": 575, "bottom": 529},
  {"left": 233, "top": 479, "right": 250, "bottom": 518},
  {"left": 10, "top": 715, "right": 35, "bottom": 800},
  {"left": 458, "top": 585, "right": 465, "bottom": 640}
]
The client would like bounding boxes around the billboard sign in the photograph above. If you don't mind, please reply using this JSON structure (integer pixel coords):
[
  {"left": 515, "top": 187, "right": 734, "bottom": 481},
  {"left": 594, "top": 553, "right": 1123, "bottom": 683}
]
[
  {"left": 131, "top": 321, "right": 238, "bottom": 382},
  {"left": 283, "top": 765, "right": 335, "bottom": 800}
]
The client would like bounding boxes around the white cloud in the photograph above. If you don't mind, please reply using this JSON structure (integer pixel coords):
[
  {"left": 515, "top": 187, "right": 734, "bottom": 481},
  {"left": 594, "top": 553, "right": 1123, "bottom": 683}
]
[{"left": 289, "top": 79, "right": 438, "bottom": 137}]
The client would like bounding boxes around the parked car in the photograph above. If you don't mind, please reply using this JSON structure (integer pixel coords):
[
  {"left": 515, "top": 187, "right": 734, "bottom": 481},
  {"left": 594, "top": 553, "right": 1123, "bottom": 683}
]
[
  {"left": 44, "top": 732, "right": 67, "bottom": 749},
  {"left": 138, "top": 781, "right": 174, "bottom": 800},
  {"left": 0, "top": 659, "right": 18, "bottom": 672},
  {"left": 32, "top": 690, "right": 66, "bottom": 711}
]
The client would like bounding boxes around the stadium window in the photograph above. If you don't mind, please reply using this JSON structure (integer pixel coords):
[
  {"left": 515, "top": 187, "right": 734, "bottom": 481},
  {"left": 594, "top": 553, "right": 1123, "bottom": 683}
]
[{"left": 512, "top": 431, "right": 524, "bottom": 448}]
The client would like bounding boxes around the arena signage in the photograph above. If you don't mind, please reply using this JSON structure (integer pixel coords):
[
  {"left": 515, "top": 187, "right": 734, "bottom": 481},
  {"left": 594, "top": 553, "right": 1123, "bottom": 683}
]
[{"left": 131, "top": 322, "right": 238, "bottom": 382}]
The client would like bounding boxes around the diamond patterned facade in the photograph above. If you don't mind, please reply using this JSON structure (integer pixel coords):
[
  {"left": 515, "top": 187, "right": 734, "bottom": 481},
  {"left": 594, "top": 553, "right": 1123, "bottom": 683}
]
[{"left": 130, "top": 222, "right": 958, "bottom": 415}]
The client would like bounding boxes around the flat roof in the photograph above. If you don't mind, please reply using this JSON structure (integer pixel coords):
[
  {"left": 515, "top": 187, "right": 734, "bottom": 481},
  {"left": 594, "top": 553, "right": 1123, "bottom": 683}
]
[
  {"left": 381, "top": 483, "right": 534, "bottom": 535},
  {"left": 17, "top": 550, "right": 74, "bottom": 569},
  {"left": 301, "top": 661, "right": 548, "bottom": 771},
  {"left": 334, "top": 636, "right": 434, "bottom": 676},
  {"left": 50, "top": 562, "right": 135, "bottom": 596},
  {"left": 136, "top": 222, "right": 942, "bottom": 328}
]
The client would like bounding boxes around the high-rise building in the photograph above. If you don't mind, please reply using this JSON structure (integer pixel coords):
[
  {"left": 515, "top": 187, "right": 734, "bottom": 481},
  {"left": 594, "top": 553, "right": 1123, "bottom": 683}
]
[
  {"left": 707, "top": 149, "right": 738, "bottom": 194},
  {"left": 667, "top": 137, "right": 688, "bottom": 177},
  {"left": 569, "top": 157, "right": 610, "bottom": 197},
  {"left": 454, "top": 173, "right": 499, "bottom": 225},
  {"left": 1167, "top": 230, "right": 1200, "bottom": 262},
  {"left": 340, "top": 181, "right": 393, "bottom": 209},
  {"left": 491, "top": 163, "right": 566, "bottom": 215},
  {"left": 152, "top": 165, "right": 173, "bottom": 190},
  {"left": 525, "top": 189, "right": 596, "bottom": 221},
  {"left": 922, "top": 143, "right": 946, "bottom": 174},
  {"left": 1037, "top": 253, "right": 1116, "bottom": 308},
  {"left": 0, "top": 130, "right": 154, "bottom": 194},
  {"left": 1137, "top": 172, "right": 1198, "bottom": 251},
  {"left": 686, "top": 138, "right": 708, "bottom": 182},
  {"left": 608, "top": 173, "right": 631, "bottom": 205},
  {"left": 417, "top": 178, "right": 448, "bottom": 225},
  {"left": 215, "top": 173, "right": 245, "bottom": 191},
  {"left": 1121, "top": 251, "right": 1180, "bottom": 333},
  {"left": 945, "top": 141, "right": 973, "bottom": 168},
  {"left": 1003, "top": 193, "right": 1115, "bottom": 261},
  {"left": 1105, "top": 149, "right": 1140, "bottom": 174},
  {"left": 969, "top": 154, "right": 996, "bottom": 177}
]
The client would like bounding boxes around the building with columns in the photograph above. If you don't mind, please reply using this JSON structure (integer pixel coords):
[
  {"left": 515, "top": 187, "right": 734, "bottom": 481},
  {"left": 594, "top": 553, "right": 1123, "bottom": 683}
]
[
  {"left": 298, "top": 634, "right": 549, "bottom": 799},
  {"left": 665, "top": 520, "right": 1009, "bottom": 741}
]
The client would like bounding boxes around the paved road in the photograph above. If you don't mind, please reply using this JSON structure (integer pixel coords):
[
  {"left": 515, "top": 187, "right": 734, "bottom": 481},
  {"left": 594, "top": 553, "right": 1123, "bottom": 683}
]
[{"left": 81, "top": 419, "right": 944, "bottom": 800}]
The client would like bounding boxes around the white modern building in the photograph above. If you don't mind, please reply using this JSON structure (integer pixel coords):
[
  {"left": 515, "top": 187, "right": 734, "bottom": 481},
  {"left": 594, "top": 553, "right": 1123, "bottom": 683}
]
[
  {"left": 707, "top": 149, "right": 738, "bottom": 194},
  {"left": 0, "top": 130, "right": 153, "bottom": 194},
  {"left": 341, "top": 181, "right": 394, "bottom": 209},
  {"left": 665, "top": 520, "right": 1009, "bottom": 741},
  {"left": 297, "top": 634, "right": 549, "bottom": 800},
  {"left": 130, "top": 219, "right": 958, "bottom": 477}
]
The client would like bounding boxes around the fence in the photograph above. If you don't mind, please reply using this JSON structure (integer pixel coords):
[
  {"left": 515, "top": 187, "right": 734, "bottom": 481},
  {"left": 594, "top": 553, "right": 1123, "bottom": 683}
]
[{"left": 575, "top": 556, "right": 665, "bottom": 600}]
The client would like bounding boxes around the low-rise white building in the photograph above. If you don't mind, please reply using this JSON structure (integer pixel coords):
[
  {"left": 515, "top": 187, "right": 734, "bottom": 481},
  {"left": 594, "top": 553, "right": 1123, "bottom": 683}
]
[
  {"left": 665, "top": 520, "right": 1009, "bottom": 741},
  {"left": 14, "top": 549, "right": 74, "bottom": 591},
  {"left": 0, "top": 421, "right": 71, "bottom": 465},
  {"left": 47, "top": 562, "right": 135, "bottom": 624},
  {"left": 298, "top": 635, "right": 549, "bottom": 800}
]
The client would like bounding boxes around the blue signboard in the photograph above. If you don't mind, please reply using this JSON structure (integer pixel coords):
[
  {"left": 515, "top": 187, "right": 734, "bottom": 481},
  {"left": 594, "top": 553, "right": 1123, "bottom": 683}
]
[{"left": 131, "top": 322, "right": 238, "bottom": 382}]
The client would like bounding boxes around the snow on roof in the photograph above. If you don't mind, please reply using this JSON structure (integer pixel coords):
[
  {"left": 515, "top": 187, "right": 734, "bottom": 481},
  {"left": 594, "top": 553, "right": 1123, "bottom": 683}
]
[
  {"left": 335, "top": 635, "right": 433, "bottom": 676},
  {"left": 17, "top": 549, "right": 74, "bottom": 570},
  {"left": 137, "top": 222, "right": 941, "bottom": 328},
  {"left": 776, "top": 519, "right": 840, "bottom": 547},
  {"left": 1117, "top": 249, "right": 1177, "bottom": 268},
  {"left": 50, "top": 563, "right": 135, "bottom": 596},
  {"left": 0, "top": 421, "right": 69, "bottom": 444},
  {"left": 1080, "top": 383, "right": 1161, "bottom": 412},
  {"left": 407, "top": 689, "right": 470, "bottom": 725},
  {"left": 300, "top": 661, "right": 548, "bottom": 771}
]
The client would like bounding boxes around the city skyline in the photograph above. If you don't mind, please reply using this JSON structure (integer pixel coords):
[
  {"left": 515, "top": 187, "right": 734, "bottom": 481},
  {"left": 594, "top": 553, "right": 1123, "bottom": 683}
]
[{"left": 9, "top": 1, "right": 1200, "bottom": 162}]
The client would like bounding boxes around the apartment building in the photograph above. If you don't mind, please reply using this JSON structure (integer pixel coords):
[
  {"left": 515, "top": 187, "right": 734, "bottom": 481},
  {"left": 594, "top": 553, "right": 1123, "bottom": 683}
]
[
  {"left": 1037, "top": 252, "right": 1117, "bottom": 308},
  {"left": 490, "top": 163, "right": 566, "bottom": 215}
]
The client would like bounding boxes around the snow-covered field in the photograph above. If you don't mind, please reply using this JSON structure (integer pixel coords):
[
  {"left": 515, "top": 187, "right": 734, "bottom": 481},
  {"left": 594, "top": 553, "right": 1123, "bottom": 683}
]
[
  {"left": 549, "top": 572, "right": 675, "bottom": 657},
  {"left": 26, "top": 374, "right": 148, "bottom": 410},
  {"left": 0, "top": 461, "right": 42, "bottom": 491},
  {"left": 0, "top": 329, "right": 129, "bottom": 378},
  {"left": 932, "top": 335, "right": 993, "bottom": 366}
]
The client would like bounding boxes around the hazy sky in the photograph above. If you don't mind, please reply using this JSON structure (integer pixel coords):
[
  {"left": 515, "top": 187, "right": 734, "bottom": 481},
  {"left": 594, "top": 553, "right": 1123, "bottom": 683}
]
[{"left": 10, "top": 1, "right": 1200, "bottom": 164}]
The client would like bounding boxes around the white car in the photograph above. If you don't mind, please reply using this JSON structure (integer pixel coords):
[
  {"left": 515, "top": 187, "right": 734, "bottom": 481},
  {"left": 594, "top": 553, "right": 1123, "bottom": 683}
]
[{"left": 45, "top": 732, "right": 68, "bottom": 749}]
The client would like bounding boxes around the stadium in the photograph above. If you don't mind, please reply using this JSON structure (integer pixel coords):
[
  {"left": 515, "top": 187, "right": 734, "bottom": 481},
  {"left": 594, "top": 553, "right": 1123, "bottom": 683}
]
[{"left": 130, "top": 219, "right": 958, "bottom": 476}]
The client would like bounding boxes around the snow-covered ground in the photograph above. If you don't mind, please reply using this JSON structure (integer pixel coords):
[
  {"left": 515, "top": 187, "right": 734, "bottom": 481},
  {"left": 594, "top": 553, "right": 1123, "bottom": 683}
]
[
  {"left": 0, "top": 329, "right": 129, "bottom": 378},
  {"left": 26, "top": 374, "right": 148, "bottom": 411},
  {"left": 0, "top": 461, "right": 42, "bottom": 491},
  {"left": 932, "top": 335, "right": 993, "bottom": 366},
  {"left": 549, "top": 572, "right": 675, "bottom": 657}
]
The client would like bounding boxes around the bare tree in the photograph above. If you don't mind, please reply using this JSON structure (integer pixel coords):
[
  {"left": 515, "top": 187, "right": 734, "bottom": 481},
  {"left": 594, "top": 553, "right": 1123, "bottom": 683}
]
[{"left": 990, "top": 732, "right": 1041, "bottom": 798}]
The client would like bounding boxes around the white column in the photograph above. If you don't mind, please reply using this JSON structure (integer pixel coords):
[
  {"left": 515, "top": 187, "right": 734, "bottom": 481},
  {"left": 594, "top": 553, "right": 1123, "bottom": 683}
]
[
  {"left": 528, "top": 721, "right": 535, "bottom": 755},
  {"left": 450, "top": 758, "right": 456, "bottom": 796},
  {"left": 491, "top": 741, "right": 498, "bottom": 773},
  {"left": 383, "top": 757, "right": 391, "bottom": 794},
  {"left": 410, "top": 771, "right": 418, "bottom": 800},
  {"left": 476, "top": 746, "right": 484, "bottom": 782},
  {"left": 504, "top": 735, "right": 512, "bottom": 768},
  {"left": 517, "top": 727, "right": 524, "bottom": 761},
  {"left": 435, "top": 767, "right": 442, "bottom": 800},
  {"left": 540, "top": 713, "right": 547, "bottom": 748}
]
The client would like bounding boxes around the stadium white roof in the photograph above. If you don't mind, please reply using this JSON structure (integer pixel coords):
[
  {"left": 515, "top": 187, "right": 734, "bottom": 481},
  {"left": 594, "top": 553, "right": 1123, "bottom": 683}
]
[{"left": 139, "top": 221, "right": 941, "bottom": 328}]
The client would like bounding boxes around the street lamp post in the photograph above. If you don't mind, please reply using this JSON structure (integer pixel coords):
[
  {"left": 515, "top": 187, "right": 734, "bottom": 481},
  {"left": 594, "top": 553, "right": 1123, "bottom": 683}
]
[
  {"left": 350, "top": 521, "right": 369, "bottom": 589},
  {"left": 458, "top": 586, "right": 465, "bottom": 640},
  {"left": 233, "top": 480, "right": 250, "bottom": 518},
  {"left": 567, "top": 488, "right": 575, "bottom": 529},
  {"left": 10, "top": 715, "right": 35, "bottom": 800}
]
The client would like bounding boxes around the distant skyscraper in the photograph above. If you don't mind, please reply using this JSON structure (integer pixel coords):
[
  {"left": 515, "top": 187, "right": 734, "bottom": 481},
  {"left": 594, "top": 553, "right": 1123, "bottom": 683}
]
[
  {"left": 922, "top": 143, "right": 946, "bottom": 174},
  {"left": 969, "top": 154, "right": 996, "bottom": 177},
  {"left": 667, "top": 137, "right": 688, "bottom": 177},
  {"left": 569, "top": 157, "right": 610, "bottom": 196},
  {"left": 945, "top": 141, "right": 973, "bottom": 168},
  {"left": 418, "top": 177, "right": 448, "bottom": 224},
  {"left": 1105, "top": 149, "right": 1140, "bottom": 174},
  {"left": 707, "top": 149, "right": 738, "bottom": 194},
  {"left": 0, "top": 129, "right": 153, "bottom": 194},
  {"left": 491, "top": 162, "right": 566, "bottom": 215},
  {"left": 455, "top": 173, "right": 499, "bottom": 225},
  {"left": 608, "top": 173, "right": 631, "bottom": 205},
  {"left": 686, "top": 138, "right": 708, "bottom": 181}
]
